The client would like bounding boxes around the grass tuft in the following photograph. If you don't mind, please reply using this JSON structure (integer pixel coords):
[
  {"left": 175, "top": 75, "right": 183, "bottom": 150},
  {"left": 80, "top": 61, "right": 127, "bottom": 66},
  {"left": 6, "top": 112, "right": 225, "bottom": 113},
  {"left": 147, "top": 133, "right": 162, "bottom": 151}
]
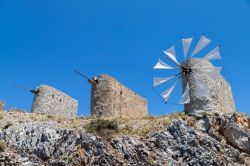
[
  {"left": 67, "top": 155, "right": 73, "bottom": 162},
  {"left": 85, "top": 119, "right": 118, "bottom": 140},
  {"left": 0, "top": 113, "right": 4, "bottom": 120},
  {"left": 85, "top": 119, "right": 118, "bottom": 133}
]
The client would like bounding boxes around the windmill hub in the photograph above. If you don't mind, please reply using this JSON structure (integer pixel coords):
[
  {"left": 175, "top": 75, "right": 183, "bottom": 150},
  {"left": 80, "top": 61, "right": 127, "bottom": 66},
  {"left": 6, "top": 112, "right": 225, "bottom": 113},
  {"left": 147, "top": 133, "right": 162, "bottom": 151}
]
[{"left": 181, "top": 66, "right": 192, "bottom": 75}]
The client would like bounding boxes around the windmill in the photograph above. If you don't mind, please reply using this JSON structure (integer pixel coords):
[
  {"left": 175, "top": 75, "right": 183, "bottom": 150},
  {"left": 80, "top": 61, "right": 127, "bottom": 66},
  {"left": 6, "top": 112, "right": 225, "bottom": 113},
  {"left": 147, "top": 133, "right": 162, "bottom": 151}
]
[
  {"left": 153, "top": 35, "right": 227, "bottom": 113},
  {"left": 15, "top": 83, "right": 78, "bottom": 116}
]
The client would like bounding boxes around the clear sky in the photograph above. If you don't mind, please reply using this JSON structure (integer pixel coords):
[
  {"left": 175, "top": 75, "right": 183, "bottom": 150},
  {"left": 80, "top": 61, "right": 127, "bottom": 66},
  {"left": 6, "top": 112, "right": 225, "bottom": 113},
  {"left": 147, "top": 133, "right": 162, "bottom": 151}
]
[{"left": 0, "top": 0, "right": 249, "bottom": 116}]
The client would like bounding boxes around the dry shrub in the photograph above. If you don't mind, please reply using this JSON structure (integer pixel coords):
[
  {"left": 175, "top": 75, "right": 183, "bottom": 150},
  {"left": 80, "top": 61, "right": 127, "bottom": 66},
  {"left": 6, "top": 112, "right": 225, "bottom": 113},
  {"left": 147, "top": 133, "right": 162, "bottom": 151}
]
[
  {"left": 85, "top": 119, "right": 118, "bottom": 140},
  {"left": 0, "top": 101, "right": 5, "bottom": 112},
  {"left": 3, "top": 122, "right": 13, "bottom": 129},
  {"left": 0, "top": 140, "right": 6, "bottom": 152}
]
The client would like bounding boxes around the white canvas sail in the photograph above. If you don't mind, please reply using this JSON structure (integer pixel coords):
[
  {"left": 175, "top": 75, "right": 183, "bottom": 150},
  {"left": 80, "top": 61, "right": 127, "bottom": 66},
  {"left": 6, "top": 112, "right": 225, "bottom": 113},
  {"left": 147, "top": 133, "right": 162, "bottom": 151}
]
[
  {"left": 161, "top": 81, "right": 177, "bottom": 102},
  {"left": 182, "top": 38, "right": 193, "bottom": 60},
  {"left": 198, "top": 67, "right": 223, "bottom": 79},
  {"left": 179, "top": 83, "right": 190, "bottom": 104},
  {"left": 163, "top": 46, "right": 180, "bottom": 65},
  {"left": 153, "top": 59, "right": 174, "bottom": 69},
  {"left": 204, "top": 46, "right": 221, "bottom": 60},
  {"left": 191, "top": 35, "right": 211, "bottom": 57},
  {"left": 153, "top": 76, "right": 175, "bottom": 88}
]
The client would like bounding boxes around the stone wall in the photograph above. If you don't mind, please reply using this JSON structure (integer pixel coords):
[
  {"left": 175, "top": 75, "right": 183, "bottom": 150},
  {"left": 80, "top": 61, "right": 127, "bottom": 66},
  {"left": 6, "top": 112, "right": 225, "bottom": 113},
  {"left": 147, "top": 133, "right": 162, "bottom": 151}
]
[
  {"left": 91, "top": 75, "right": 148, "bottom": 119},
  {"left": 31, "top": 85, "right": 78, "bottom": 117},
  {"left": 181, "top": 59, "right": 236, "bottom": 114}
]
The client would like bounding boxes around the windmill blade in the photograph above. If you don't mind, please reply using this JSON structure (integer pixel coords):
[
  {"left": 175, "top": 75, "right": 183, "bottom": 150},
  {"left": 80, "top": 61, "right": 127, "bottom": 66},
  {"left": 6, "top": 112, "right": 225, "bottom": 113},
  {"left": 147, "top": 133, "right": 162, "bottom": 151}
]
[
  {"left": 194, "top": 78, "right": 209, "bottom": 98},
  {"left": 153, "top": 76, "right": 176, "bottom": 88},
  {"left": 191, "top": 35, "right": 211, "bottom": 57},
  {"left": 204, "top": 46, "right": 221, "bottom": 61},
  {"left": 153, "top": 59, "right": 174, "bottom": 70},
  {"left": 179, "top": 83, "right": 190, "bottom": 104},
  {"left": 197, "top": 67, "right": 223, "bottom": 79},
  {"left": 163, "top": 46, "right": 180, "bottom": 66},
  {"left": 203, "top": 70, "right": 221, "bottom": 80},
  {"left": 192, "top": 66, "right": 223, "bottom": 79},
  {"left": 161, "top": 80, "right": 178, "bottom": 103},
  {"left": 182, "top": 38, "right": 193, "bottom": 60},
  {"left": 193, "top": 66, "right": 223, "bottom": 72}
]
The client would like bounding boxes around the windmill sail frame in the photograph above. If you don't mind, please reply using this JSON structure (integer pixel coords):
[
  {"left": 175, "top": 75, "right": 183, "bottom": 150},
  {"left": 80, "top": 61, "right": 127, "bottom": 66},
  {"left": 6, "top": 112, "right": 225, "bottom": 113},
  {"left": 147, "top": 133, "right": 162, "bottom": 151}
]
[{"left": 153, "top": 34, "right": 222, "bottom": 105}]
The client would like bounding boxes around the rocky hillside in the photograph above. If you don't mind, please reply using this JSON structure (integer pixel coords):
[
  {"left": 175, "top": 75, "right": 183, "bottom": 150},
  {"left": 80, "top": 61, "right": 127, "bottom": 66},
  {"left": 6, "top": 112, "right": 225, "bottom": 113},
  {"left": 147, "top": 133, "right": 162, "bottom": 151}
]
[{"left": 0, "top": 110, "right": 250, "bottom": 165}]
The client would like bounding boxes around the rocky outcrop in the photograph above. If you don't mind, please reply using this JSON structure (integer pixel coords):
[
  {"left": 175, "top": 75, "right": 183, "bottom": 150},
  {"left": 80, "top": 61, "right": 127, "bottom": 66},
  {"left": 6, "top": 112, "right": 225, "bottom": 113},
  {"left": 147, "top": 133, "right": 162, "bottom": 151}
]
[
  {"left": 0, "top": 112, "right": 250, "bottom": 165},
  {"left": 220, "top": 113, "right": 250, "bottom": 154},
  {"left": 112, "top": 120, "right": 242, "bottom": 166},
  {"left": 0, "top": 122, "right": 119, "bottom": 165}
]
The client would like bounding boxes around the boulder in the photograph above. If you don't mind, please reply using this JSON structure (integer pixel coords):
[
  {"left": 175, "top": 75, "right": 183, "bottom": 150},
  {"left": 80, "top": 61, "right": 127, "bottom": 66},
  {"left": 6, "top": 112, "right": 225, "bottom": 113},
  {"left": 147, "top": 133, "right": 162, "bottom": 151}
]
[{"left": 221, "top": 113, "right": 250, "bottom": 154}]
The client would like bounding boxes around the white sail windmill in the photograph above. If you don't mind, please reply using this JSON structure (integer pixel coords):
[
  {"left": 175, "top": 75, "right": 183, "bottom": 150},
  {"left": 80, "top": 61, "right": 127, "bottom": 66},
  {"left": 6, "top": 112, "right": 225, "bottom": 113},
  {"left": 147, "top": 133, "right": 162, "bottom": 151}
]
[{"left": 153, "top": 35, "right": 223, "bottom": 105}]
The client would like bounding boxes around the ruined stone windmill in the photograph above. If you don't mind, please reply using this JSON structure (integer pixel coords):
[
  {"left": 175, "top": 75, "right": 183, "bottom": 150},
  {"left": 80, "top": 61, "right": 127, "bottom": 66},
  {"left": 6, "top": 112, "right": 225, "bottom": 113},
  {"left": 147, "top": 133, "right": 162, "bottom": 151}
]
[
  {"left": 15, "top": 84, "right": 78, "bottom": 117},
  {"left": 153, "top": 35, "right": 236, "bottom": 114},
  {"left": 74, "top": 70, "right": 148, "bottom": 119}
]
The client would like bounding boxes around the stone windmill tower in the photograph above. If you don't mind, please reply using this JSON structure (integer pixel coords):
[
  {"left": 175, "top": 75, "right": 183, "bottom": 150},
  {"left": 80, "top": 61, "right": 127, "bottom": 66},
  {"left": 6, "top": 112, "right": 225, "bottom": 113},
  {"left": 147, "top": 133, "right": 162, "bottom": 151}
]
[
  {"left": 153, "top": 35, "right": 235, "bottom": 114},
  {"left": 15, "top": 84, "right": 78, "bottom": 116},
  {"left": 74, "top": 70, "right": 148, "bottom": 119}
]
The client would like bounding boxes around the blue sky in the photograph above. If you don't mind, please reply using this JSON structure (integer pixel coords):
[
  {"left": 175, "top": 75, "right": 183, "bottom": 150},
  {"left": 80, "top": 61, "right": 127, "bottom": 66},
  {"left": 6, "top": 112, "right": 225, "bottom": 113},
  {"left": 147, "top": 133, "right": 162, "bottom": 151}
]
[{"left": 0, "top": 0, "right": 250, "bottom": 116}]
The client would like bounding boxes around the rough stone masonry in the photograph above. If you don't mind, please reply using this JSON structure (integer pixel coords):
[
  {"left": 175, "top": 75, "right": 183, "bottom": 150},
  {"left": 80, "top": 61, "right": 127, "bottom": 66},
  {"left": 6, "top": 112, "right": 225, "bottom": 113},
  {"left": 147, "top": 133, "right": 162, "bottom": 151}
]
[
  {"left": 181, "top": 58, "right": 236, "bottom": 115},
  {"left": 32, "top": 84, "right": 78, "bottom": 117},
  {"left": 91, "top": 75, "right": 148, "bottom": 119}
]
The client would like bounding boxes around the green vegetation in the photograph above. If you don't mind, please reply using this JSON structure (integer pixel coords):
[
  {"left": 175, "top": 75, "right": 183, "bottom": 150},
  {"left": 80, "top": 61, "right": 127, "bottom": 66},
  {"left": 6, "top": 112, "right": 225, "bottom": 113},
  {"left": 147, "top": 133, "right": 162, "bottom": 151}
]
[
  {"left": 67, "top": 155, "right": 73, "bottom": 162},
  {"left": 85, "top": 119, "right": 118, "bottom": 140},
  {"left": 148, "top": 153, "right": 158, "bottom": 165},
  {"left": 168, "top": 112, "right": 186, "bottom": 120},
  {"left": 0, "top": 114, "right": 4, "bottom": 120},
  {"left": 85, "top": 119, "right": 118, "bottom": 133},
  {"left": 141, "top": 126, "right": 151, "bottom": 135},
  {"left": 0, "top": 140, "right": 7, "bottom": 152}
]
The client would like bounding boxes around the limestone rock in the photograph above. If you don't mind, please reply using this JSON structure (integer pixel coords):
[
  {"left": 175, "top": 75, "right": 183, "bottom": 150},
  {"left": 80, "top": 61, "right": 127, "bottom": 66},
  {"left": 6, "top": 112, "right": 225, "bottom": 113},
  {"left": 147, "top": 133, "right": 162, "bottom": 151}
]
[
  {"left": 221, "top": 113, "right": 250, "bottom": 154},
  {"left": 0, "top": 111, "right": 249, "bottom": 165},
  {"left": 0, "top": 117, "right": 248, "bottom": 165},
  {"left": 195, "top": 116, "right": 210, "bottom": 132}
]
